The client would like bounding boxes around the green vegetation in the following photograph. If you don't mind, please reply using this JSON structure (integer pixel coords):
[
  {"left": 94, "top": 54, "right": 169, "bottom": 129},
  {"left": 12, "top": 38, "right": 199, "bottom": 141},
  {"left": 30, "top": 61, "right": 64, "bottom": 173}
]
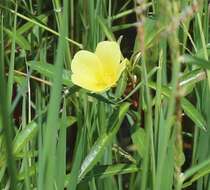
[{"left": 0, "top": 0, "right": 210, "bottom": 189}]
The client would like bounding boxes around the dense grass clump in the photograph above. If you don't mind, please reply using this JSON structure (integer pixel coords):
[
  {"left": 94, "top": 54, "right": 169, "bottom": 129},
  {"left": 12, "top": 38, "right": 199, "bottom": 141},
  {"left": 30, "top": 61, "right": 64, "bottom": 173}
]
[{"left": 1, "top": 0, "right": 210, "bottom": 190}]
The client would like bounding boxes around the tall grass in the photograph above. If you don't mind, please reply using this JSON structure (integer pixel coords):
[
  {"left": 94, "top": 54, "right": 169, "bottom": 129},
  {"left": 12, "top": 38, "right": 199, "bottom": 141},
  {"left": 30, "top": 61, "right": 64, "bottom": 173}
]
[{"left": 0, "top": 0, "right": 210, "bottom": 190}]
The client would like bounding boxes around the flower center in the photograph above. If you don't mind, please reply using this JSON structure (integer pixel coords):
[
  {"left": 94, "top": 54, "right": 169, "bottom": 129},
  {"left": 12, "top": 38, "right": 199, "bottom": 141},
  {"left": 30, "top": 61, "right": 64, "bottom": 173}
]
[
  {"left": 104, "top": 73, "right": 114, "bottom": 84},
  {"left": 94, "top": 72, "right": 116, "bottom": 90}
]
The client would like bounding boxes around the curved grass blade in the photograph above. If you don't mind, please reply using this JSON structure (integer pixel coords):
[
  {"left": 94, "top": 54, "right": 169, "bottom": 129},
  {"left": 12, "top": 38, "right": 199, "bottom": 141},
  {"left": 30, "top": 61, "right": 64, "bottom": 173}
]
[
  {"left": 77, "top": 102, "right": 130, "bottom": 182},
  {"left": 13, "top": 122, "right": 38, "bottom": 154},
  {"left": 79, "top": 164, "right": 140, "bottom": 183},
  {"left": 149, "top": 81, "right": 206, "bottom": 130},
  {"left": 3, "top": 27, "right": 31, "bottom": 50},
  {"left": 182, "top": 158, "right": 210, "bottom": 188},
  {"left": 180, "top": 54, "right": 210, "bottom": 70}
]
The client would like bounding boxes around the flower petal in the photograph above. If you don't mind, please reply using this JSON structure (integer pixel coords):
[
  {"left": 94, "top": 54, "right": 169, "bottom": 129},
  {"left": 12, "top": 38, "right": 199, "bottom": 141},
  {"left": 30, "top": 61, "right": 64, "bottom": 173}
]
[
  {"left": 71, "top": 74, "right": 108, "bottom": 92},
  {"left": 71, "top": 43, "right": 126, "bottom": 93},
  {"left": 71, "top": 50, "right": 109, "bottom": 92},
  {"left": 71, "top": 50, "right": 103, "bottom": 82},
  {"left": 95, "top": 41, "right": 121, "bottom": 73}
]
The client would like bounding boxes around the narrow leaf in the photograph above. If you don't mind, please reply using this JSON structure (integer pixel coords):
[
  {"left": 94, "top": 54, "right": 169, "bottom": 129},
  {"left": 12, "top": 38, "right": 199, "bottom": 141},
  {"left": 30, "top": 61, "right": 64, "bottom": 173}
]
[
  {"left": 78, "top": 103, "right": 130, "bottom": 181},
  {"left": 13, "top": 122, "right": 38, "bottom": 154},
  {"left": 27, "top": 61, "right": 73, "bottom": 87}
]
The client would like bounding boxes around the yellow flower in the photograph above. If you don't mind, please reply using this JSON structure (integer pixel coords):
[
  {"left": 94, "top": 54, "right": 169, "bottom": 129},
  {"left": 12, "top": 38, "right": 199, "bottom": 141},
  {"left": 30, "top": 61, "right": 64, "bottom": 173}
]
[{"left": 71, "top": 41, "right": 126, "bottom": 92}]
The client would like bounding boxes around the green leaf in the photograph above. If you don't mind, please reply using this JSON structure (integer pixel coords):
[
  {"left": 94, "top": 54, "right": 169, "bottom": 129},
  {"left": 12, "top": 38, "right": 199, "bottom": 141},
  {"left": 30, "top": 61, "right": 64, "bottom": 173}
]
[
  {"left": 179, "top": 69, "right": 206, "bottom": 95},
  {"left": 180, "top": 54, "right": 210, "bottom": 70},
  {"left": 181, "top": 98, "right": 206, "bottom": 131},
  {"left": 87, "top": 93, "right": 115, "bottom": 104},
  {"left": 27, "top": 61, "right": 73, "bottom": 87},
  {"left": 17, "top": 165, "right": 36, "bottom": 181},
  {"left": 149, "top": 81, "right": 206, "bottom": 130},
  {"left": 3, "top": 27, "right": 31, "bottom": 50},
  {"left": 97, "top": 16, "right": 115, "bottom": 41},
  {"left": 79, "top": 164, "right": 140, "bottom": 183},
  {"left": 13, "top": 122, "right": 38, "bottom": 154},
  {"left": 14, "top": 75, "right": 26, "bottom": 86},
  {"left": 130, "top": 124, "right": 146, "bottom": 158},
  {"left": 182, "top": 159, "right": 210, "bottom": 188},
  {"left": 17, "top": 14, "right": 47, "bottom": 34},
  {"left": 77, "top": 103, "right": 130, "bottom": 182},
  {"left": 115, "top": 72, "right": 128, "bottom": 99},
  {"left": 0, "top": 165, "right": 6, "bottom": 182},
  {"left": 58, "top": 116, "right": 76, "bottom": 129}
]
